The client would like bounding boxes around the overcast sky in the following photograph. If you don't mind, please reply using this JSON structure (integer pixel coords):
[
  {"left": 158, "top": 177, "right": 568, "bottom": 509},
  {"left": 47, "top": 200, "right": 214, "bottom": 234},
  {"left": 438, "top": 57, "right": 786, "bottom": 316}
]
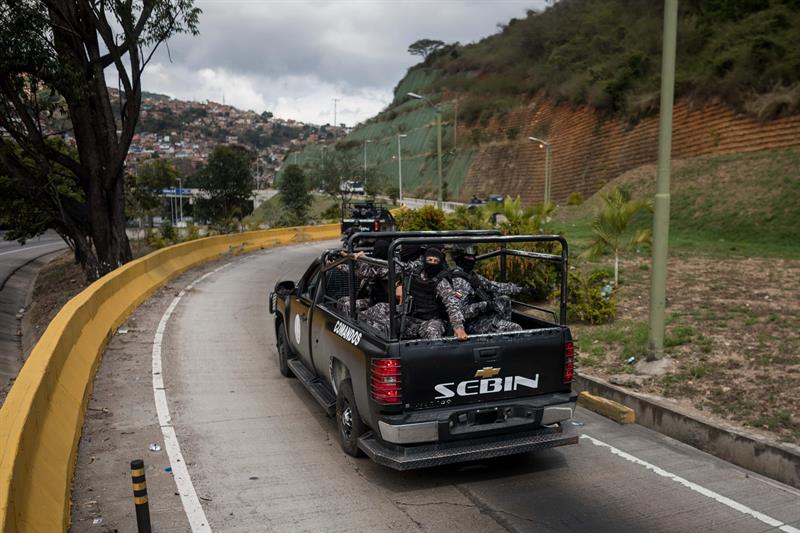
[{"left": 141, "top": 0, "right": 548, "bottom": 125}]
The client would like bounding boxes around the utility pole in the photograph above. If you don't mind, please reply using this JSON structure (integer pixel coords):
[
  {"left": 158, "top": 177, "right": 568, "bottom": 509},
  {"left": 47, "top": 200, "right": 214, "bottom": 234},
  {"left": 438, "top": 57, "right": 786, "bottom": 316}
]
[
  {"left": 648, "top": 0, "right": 679, "bottom": 361},
  {"left": 453, "top": 98, "right": 459, "bottom": 148},
  {"left": 397, "top": 133, "right": 407, "bottom": 202},
  {"left": 408, "top": 92, "right": 443, "bottom": 208},
  {"left": 363, "top": 139, "right": 372, "bottom": 180},
  {"left": 177, "top": 178, "right": 183, "bottom": 225},
  {"left": 436, "top": 109, "right": 443, "bottom": 207},
  {"left": 332, "top": 98, "right": 340, "bottom": 130}
]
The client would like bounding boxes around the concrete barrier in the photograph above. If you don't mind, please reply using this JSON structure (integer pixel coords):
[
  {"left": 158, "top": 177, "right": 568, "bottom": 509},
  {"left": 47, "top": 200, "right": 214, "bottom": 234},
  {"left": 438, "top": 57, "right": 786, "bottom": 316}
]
[
  {"left": 574, "top": 374, "right": 800, "bottom": 490},
  {"left": 0, "top": 224, "right": 339, "bottom": 532}
]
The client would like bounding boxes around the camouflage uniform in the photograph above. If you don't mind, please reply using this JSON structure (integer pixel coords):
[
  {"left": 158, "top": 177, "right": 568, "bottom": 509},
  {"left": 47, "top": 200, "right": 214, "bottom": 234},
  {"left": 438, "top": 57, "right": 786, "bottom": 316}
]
[
  {"left": 401, "top": 271, "right": 465, "bottom": 340},
  {"left": 335, "top": 260, "right": 390, "bottom": 313},
  {"left": 450, "top": 267, "right": 523, "bottom": 334}
]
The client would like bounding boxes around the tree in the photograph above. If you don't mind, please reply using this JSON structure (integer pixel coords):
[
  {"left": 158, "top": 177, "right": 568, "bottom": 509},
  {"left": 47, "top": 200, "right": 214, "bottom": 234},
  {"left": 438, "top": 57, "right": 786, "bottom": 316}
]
[
  {"left": 195, "top": 145, "right": 254, "bottom": 228},
  {"left": 0, "top": 1, "right": 200, "bottom": 279},
  {"left": 126, "top": 158, "right": 179, "bottom": 228},
  {"left": 581, "top": 188, "right": 652, "bottom": 285},
  {"left": 364, "top": 167, "right": 387, "bottom": 199},
  {"left": 314, "top": 150, "right": 360, "bottom": 215},
  {"left": 278, "top": 164, "right": 311, "bottom": 226},
  {"left": 487, "top": 196, "right": 555, "bottom": 235},
  {"left": 407, "top": 39, "right": 445, "bottom": 60}
]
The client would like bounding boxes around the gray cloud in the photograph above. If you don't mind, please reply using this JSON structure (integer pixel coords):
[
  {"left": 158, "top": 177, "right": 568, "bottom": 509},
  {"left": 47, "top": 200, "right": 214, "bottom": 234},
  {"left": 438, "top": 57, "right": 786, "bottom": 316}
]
[{"left": 142, "top": 0, "right": 547, "bottom": 123}]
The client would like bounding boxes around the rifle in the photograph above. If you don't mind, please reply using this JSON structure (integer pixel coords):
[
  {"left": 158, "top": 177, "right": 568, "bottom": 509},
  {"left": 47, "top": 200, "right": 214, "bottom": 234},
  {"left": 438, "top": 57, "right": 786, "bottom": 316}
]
[{"left": 398, "top": 274, "right": 413, "bottom": 339}]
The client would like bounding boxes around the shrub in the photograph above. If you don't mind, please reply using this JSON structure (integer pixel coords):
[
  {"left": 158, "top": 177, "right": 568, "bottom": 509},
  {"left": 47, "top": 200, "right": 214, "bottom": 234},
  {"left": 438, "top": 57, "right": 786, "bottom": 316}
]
[
  {"left": 564, "top": 269, "right": 618, "bottom": 324},
  {"left": 393, "top": 205, "right": 447, "bottom": 230},
  {"left": 506, "top": 127, "right": 520, "bottom": 141},
  {"left": 160, "top": 220, "right": 176, "bottom": 242},
  {"left": 567, "top": 191, "right": 584, "bottom": 206}
]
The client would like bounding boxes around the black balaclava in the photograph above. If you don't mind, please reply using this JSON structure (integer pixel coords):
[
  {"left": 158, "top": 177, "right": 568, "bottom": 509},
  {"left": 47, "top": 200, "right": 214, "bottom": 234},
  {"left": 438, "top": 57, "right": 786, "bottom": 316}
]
[
  {"left": 400, "top": 244, "right": 421, "bottom": 262},
  {"left": 456, "top": 254, "right": 476, "bottom": 272},
  {"left": 423, "top": 248, "right": 444, "bottom": 277},
  {"left": 372, "top": 239, "right": 390, "bottom": 260}
]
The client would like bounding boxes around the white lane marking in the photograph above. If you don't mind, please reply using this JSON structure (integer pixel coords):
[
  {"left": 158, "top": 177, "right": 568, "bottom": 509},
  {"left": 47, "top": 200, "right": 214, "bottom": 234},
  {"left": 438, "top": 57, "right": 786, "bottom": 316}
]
[
  {"left": 153, "top": 263, "right": 230, "bottom": 533},
  {"left": 0, "top": 241, "right": 65, "bottom": 257},
  {"left": 581, "top": 434, "right": 800, "bottom": 533}
]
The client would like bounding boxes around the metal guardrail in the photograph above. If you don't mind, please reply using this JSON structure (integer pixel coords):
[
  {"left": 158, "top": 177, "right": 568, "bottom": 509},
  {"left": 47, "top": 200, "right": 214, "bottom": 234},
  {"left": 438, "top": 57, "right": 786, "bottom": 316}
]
[{"left": 400, "top": 197, "right": 467, "bottom": 213}]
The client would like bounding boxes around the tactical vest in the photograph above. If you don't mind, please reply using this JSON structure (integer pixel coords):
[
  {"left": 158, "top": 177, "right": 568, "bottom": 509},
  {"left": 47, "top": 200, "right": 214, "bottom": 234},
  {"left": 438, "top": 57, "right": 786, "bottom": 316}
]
[
  {"left": 451, "top": 269, "right": 488, "bottom": 303},
  {"left": 409, "top": 272, "right": 449, "bottom": 320}
]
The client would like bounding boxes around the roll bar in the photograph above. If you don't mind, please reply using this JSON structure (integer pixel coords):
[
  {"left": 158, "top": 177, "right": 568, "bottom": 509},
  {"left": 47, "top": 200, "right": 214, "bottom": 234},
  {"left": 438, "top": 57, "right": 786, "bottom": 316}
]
[
  {"left": 386, "top": 235, "right": 568, "bottom": 340},
  {"left": 345, "top": 230, "right": 502, "bottom": 318}
]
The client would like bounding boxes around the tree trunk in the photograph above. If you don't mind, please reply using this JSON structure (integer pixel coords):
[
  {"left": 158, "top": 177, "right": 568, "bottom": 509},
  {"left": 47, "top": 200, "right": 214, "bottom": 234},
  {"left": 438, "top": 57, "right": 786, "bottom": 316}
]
[{"left": 614, "top": 251, "right": 619, "bottom": 286}]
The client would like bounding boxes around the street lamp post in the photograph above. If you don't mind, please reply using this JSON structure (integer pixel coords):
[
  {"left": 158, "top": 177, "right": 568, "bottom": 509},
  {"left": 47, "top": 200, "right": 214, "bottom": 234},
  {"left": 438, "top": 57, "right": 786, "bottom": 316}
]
[
  {"left": 363, "top": 139, "right": 373, "bottom": 178},
  {"left": 407, "top": 92, "right": 443, "bottom": 209},
  {"left": 397, "top": 133, "right": 408, "bottom": 202},
  {"left": 528, "top": 136, "right": 552, "bottom": 205},
  {"left": 177, "top": 178, "right": 183, "bottom": 226}
]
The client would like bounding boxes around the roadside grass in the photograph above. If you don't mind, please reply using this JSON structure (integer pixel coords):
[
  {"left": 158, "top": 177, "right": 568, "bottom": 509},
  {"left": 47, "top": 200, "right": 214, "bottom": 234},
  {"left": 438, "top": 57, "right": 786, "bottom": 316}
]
[
  {"left": 550, "top": 148, "right": 800, "bottom": 260},
  {"left": 245, "top": 193, "right": 339, "bottom": 228}
]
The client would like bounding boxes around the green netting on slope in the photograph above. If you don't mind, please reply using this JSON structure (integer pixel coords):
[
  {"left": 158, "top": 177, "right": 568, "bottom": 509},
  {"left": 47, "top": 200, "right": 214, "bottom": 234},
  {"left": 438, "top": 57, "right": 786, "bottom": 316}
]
[{"left": 392, "top": 68, "right": 440, "bottom": 102}]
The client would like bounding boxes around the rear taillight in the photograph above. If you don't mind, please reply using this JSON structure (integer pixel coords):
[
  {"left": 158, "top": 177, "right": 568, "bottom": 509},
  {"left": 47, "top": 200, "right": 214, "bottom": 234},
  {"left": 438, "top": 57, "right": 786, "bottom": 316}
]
[
  {"left": 563, "top": 341, "right": 574, "bottom": 384},
  {"left": 372, "top": 221, "right": 380, "bottom": 231},
  {"left": 371, "top": 358, "right": 402, "bottom": 404}
]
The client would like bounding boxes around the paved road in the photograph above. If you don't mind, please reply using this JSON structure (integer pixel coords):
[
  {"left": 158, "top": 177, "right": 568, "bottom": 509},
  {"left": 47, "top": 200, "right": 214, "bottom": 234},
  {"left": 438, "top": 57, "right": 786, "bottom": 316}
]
[
  {"left": 0, "top": 231, "right": 67, "bottom": 391},
  {"left": 73, "top": 242, "right": 800, "bottom": 532}
]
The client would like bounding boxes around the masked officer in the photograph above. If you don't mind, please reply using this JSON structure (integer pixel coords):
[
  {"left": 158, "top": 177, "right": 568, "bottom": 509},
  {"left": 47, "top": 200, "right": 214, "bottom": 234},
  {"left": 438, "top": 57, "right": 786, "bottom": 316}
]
[
  {"left": 449, "top": 244, "right": 531, "bottom": 334},
  {"left": 397, "top": 247, "right": 467, "bottom": 341}
]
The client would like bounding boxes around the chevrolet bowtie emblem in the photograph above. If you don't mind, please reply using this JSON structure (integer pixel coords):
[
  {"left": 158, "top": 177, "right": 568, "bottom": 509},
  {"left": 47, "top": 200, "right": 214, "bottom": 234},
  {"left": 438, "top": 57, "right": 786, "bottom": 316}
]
[{"left": 474, "top": 367, "right": 501, "bottom": 378}]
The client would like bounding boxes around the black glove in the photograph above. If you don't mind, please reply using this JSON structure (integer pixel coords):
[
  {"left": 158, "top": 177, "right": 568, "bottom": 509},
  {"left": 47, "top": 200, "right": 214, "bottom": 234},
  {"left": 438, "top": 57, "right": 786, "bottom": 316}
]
[{"left": 520, "top": 287, "right": 537, "bottom": 298}]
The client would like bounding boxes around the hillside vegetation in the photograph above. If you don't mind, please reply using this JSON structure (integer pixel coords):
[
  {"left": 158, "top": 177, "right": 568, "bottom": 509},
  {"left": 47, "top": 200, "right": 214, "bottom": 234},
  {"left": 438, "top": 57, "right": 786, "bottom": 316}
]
[
  {"left": 287, "top": 0, "right": 800, "bottom": 202},
  {"left": 554, "top": 147, "right": 800, "bottom": 258},
  {"left": 404, "top": 0, "right": 800, "bottom": 122}
]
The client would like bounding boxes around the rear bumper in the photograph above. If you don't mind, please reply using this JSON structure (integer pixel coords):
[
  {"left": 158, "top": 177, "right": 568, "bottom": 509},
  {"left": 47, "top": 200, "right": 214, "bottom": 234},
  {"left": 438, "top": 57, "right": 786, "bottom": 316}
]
[
  {"left": 376, "top": 392, "right": 578, "bottom": 445},
  {"left": 358, "top": 423, "right": 579, "bottom": 470}
]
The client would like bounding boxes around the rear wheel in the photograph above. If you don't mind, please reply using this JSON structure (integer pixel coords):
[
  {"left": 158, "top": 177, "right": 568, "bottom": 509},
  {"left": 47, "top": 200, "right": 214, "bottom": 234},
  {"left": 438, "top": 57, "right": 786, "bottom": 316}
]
[
  {"left": 275, "top": 323, "right": 293, "bottom": 378},
  {"left": 336, "top": 379, "right": 365, "bottom": 457}
]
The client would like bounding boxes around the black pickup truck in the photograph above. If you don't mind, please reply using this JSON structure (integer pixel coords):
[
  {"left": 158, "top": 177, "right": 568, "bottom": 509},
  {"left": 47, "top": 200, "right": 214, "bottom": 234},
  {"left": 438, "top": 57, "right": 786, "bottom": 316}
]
[
  {"left": 340, "top": 201, "right": 395, "bottom": 235},
  {"left": 268, "top": 232, "right": 578, "bottom": 470}
]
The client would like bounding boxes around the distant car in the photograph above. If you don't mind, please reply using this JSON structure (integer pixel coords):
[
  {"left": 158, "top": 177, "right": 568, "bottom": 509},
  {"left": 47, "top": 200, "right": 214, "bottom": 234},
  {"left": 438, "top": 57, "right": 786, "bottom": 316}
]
[
  {"left": 467, "top": 196, "right": 484, "bottom": 209},
  {"left": 488, "top": 194, "right": 505, "bottom": 204}
]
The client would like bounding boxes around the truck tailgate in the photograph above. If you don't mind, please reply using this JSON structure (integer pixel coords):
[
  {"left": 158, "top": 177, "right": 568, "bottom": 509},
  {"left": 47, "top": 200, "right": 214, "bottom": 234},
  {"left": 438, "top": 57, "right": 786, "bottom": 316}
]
[{"left": 400, "top": 327, "right": 570, "bottom": 410}]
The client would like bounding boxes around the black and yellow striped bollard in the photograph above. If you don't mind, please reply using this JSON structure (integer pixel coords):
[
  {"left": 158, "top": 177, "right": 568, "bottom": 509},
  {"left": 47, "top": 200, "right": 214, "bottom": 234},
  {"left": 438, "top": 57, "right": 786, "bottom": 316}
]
[{"left": 130, "top": 459, "right": 152, "bottom": 533}]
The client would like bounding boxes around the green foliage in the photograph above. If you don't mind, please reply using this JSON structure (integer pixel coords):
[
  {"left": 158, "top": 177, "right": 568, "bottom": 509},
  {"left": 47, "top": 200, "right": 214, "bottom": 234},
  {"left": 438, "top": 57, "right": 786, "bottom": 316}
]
[
  {"left": 194, "top": 145, "right": 254, "bottom": 227},
  {"left": 160, "top": 220, "right": 176, "bottom": 241},
  {"left": 126, "top": 158, "right": 179, "bottom": 226},
  {"left": 567, "top": 191, "right": 584, "bottom": 206},
  {"left": 278, "top": 164, "right": 312, "bottom": 225},
  {"left": 408, "top": 39, "right": 445, "bottom": 61},
  {"left": 400, "top": 0, "right": 800, "bottom": 119},
  {"left": 564, "top": 269, "right": 617, "bottom": 324},
  {"left": 581, "top": 188, "right": 652, "bottom": 284},
  {"left": 505, "top": 127, "right": 520, "bottom": 141},
  {"left": 394, "top": 205, "right": 447, "bottom": 231},
  {"left": 364, "top": 167, "right": 387, "bottom": 198},
  {"left": 446, "top": 205, "right": 492, "bottom": 230}
]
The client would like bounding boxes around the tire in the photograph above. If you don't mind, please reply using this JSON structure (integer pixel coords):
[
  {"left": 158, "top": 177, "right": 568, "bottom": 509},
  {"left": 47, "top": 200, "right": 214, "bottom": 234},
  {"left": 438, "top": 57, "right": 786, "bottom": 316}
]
[
  {"left": 276, "top": 323, "right": 293, "bottom": 378},
  {"left": 336, "top": 379, "right": 365, "bottom": 457}
]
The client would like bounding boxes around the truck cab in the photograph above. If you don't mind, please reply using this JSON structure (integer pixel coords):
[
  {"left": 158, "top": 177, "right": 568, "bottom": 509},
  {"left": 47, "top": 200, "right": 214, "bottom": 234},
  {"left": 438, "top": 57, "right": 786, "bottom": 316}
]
[{"left": 269, "top": 232, "right": 578, "bottom": 469}]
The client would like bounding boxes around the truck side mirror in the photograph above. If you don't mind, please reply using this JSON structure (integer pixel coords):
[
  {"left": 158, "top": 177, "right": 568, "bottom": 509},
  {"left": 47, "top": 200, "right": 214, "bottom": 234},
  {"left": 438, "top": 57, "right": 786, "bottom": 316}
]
[{"left": 276, "top": 280, "right": 296, "bottom": 296}]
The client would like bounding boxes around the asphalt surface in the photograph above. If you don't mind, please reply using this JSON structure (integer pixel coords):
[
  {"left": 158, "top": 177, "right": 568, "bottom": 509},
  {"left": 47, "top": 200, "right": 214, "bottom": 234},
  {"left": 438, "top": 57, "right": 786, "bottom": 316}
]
[
  {"left": 0, "top": 231, "right": 67, "bottom": 392},
  {"left": 72, "top": 242, "right": 800, "bottom": 532}
]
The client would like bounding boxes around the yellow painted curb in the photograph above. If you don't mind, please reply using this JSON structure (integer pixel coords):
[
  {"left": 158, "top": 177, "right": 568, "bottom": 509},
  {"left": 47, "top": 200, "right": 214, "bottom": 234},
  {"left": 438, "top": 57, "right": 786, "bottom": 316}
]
[
  {"left": 0, "top": 224, "right": 339, "bottom": 532},
  {"left": 578, "top": 391, "right": 636, "bottom": 425}
]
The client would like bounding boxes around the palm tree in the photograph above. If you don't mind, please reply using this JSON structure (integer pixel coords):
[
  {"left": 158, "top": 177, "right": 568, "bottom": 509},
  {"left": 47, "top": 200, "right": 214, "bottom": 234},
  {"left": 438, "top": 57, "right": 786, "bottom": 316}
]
[
  {"left": 581, "top": 188, "right": 652, "bottom": 285},
  {"left": 488, "top": 196, "right": 556, "bottom": 235}
]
